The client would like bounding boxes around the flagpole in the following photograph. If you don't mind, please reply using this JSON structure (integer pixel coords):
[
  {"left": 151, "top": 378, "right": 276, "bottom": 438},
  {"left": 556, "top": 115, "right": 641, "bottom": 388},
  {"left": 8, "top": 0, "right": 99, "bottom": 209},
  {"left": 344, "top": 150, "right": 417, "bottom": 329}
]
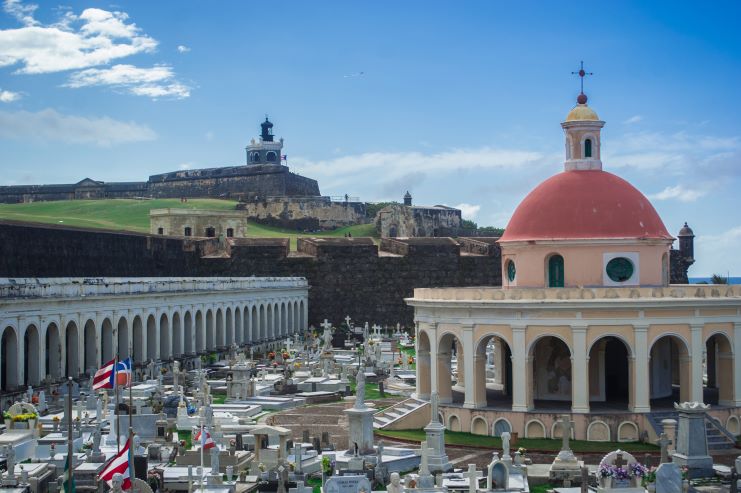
[
  {"left": 115, "top": 355, "right": 120, "bottom": 454},
  {"left": 66, "top": 377, "right": 73, "bottom": 493}
]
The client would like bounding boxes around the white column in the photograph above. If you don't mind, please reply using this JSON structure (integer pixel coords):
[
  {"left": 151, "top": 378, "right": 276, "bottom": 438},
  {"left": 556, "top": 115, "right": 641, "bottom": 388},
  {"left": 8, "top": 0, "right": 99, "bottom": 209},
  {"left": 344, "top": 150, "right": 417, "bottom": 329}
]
[
  {"left": 734, "top": 322, "right": 741, "bottom": 406},
  {"left": 571, "top": 324, "right": 589, "bottom": 413},
  {"left": 38, "top": 322, "right": 47, "bottom": 382},
  {"left": 690, "top": 323, "right": 704, "bottom": 403},
  {"left": 633, "top": 324, "right": 651, "bottom": 412},
  {"left": 17, "top": 324, "right": 25, "bottom": 388},
  {"left": 511, "top": 324, "right": 528, "bottom": 411},
  {"left": 429, "top": 323, "right": 439, "bottom": 397},
  {"left": 462, "top": 324, "right": 476, "bottom": 408}
]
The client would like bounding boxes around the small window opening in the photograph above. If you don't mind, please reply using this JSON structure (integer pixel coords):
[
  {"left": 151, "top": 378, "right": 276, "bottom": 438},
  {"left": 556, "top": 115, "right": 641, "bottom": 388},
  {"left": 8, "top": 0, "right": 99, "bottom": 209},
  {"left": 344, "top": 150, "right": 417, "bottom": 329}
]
[
  {"left": 206, "top": 227, "right": 216, "bottom": 238},
  {"left": 157, "top": 227, "right": 164, "bottom": 235},
  {"left": 584, "top": 139, "right": 593, "bottom": 158},
  {"left": 184, "top": 227, "right": 192, "bottom": 237},
  {"left": 226, "top": 228, "right": 234, "bottom": 238}
]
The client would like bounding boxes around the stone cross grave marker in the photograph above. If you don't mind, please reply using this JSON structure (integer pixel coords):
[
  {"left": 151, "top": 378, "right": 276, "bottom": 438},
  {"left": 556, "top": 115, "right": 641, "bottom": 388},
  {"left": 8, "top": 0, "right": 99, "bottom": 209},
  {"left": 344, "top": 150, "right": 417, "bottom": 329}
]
[
  {"left": 465, "top": 464, "right": 479, "bottom": 493},
  {"left": 657, "top": 433, "right": 672, "bottom": 464},
  {"left": 293, "top": 444, "right": 303, "bottom": 473},
  {"left": 501, "top": 431, "right": 512, "bottom": 461},
  {"left": 289, "top": 481, "right": 313, "bottom": 493},
  {"left": 345, "top": 316, "right": 352, "bottom": 327},
  {"left": 580, "top": 466, "right": 589, "bottom": 493},
  {"left": 560, "top": 414, "right": 574, "bottom": 451}
]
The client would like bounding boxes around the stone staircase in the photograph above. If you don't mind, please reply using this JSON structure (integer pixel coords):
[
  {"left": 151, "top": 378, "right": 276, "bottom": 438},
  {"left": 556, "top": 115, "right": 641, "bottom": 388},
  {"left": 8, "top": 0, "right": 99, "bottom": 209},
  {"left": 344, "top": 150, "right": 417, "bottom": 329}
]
[
  {"left": 373, "top": 397, "right": 428, "bottom": 429},
  {"left": 647, "top": 410, "right": 736, "bottom": 451}
]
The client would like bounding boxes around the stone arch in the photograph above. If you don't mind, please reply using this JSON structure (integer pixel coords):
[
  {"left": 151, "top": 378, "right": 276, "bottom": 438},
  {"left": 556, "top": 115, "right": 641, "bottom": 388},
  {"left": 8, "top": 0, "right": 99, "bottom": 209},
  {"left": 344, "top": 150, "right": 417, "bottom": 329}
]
[
  {"left": 474, "top": 333, "right": 512, "bottom": 408},
  {"left": 525, "top": 419, "right": 546, "bottom": 438},
  {"left": 617, "top": 421, "right": 639, "bottom": 442},
  {"left": 184, "top": 311, "right": 194, "bottom": 354},
  {"left": 492, "top": 418, "right": 512, "bottom": 437},
  {"left": 146, "top": 314, "right": 157, "bottom": 361},
  {"left": 195, "top": 310, "right": 204, "bottom": 352},
  {"left": 83, "top": 319, "right": 97, "bottom": 374},
  {"left": 160, "top": 313, "right": 171, "bottom": 360},
  {"left": 215, "top": 308, "right": 224, "bottom": 348},
  {"left": 117, "top": 317, "right": 129, "bottom": 360},
  {"left": 206, "top": 309, "right": 214, "bottom": 350},
  {"left": 587, "top": 420, "right": 611, "bottom": 442},
  {"left": 471, "top": 416, "right": 488, "bottom": 436},
  {"left": 172, "top": 312, "right": 182, "bottom": 356},
  {"left": 1, "top": 325, "right": 19, "bottom": 390},
  {"left": 23, "top": 324, "right": 41, "bottom": 386},
  {"left": 65, "top": 320, "right": 80, "bottom": 377},
  {"left": 132, "top": 316, "right": 144, "bottom": 363},
  {"left": 705, "top": 332, "right": 734, "bottom": 405},
  {"left": 225, "top": 307, "right": 233, "bottom": 345},
  {"left": 416, "top": 328, "right": 431, "bottom": 399},
  {"left": 101, "top": 318, "right": 114, "bottom": 364},
  {"left": 649, "top": 334, "right": 690, "bottom": 404},
  {"left": 447, "top": 414, "right": 461, "bottom": 432},
  {"left": 726, "top": 415, "right": 740, "bottom": 435},
  {"left": 529, "top": 335, "right": 572, "bottom": 408},
  {"left": 437, "top": 331, "right": 463, "bottom": 405},
  {"left": 251, "top": 305, "right": 259, "bottom": 342},
  {"left": 46, "top": 322, "right": 62, "bottom": 379},
  {"left": 588, "top": 335, "right": 632, "bottom": 410}
]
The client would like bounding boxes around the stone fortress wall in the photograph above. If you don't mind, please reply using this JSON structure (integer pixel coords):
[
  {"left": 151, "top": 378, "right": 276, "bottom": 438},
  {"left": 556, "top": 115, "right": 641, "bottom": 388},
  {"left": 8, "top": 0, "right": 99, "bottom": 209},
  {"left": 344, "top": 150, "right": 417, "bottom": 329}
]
[
  {"left": 0, "top": 164, "right": 320, "bottom": 204},
  {"left": 0, "top": 221, "right": 692, "bottom": 327},
  {"left": 236, "top": 196, "right": 368, "bottom": 230}
]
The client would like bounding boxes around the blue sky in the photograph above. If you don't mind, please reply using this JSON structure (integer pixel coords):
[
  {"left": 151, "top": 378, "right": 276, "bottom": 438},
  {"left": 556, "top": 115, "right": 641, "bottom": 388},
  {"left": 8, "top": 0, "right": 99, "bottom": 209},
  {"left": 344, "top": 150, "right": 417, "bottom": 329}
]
[{"left": 1, "top": 1, "right": 740, "bottom": 275}]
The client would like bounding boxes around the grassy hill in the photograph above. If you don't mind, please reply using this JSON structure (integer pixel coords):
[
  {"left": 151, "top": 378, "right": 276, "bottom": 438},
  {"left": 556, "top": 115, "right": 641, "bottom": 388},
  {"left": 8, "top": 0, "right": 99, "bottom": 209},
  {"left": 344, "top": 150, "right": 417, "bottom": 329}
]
[{"left": 0, "top": 199, "right": 378, "bottom": 249}]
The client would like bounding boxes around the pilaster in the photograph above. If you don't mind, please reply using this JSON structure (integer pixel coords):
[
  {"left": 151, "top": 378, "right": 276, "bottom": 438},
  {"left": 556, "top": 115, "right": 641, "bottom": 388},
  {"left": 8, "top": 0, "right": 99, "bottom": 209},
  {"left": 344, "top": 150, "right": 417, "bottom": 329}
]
[
  {"left": 571, "top": 324, "right": 589, "bottom": 413},
  {"left": 461, "top": 324, "right": 476, "bottom": 409},
  {"left": 690, "top": 323, "right": 704, "bottom": 403},
  {"left": 734, "top": 322, "right": 741, "bottom": 405},
  {"left": 511, "top": 324, "right": 528, "bottom": 411},
  {"left": 632, "top": 323, "right": 651, "bottom": 412}
]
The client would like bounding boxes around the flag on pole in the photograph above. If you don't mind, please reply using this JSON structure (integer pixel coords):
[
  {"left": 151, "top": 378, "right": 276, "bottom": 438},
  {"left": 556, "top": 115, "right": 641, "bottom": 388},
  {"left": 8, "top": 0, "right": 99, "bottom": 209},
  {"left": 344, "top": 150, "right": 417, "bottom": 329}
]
[
  {"left": 114, "top": 358, "right": 133, "bottom": 388},
  {"left": 99, "top": 437, "right": 132, "bottom": 489},
  {"left": 93, "top": 358, "right": 116, "bottom": 390},
  {"left": 195, "top": 426, "right": 216, "bottom": 450},
  {"left": 62, "top": 455, "right": 76, "bottom": 492}
]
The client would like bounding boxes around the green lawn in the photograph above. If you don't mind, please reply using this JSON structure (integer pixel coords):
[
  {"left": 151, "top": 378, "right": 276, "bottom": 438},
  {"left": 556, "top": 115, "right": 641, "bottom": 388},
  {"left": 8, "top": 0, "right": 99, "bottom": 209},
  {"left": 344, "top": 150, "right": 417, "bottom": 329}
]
[
  {"left": 350, "top": 380, "right": 398, "bottom": 401},
  {"left": 375, "top": 429, "right": 659, "bottom": 453},
  {"left": 0, "top": 198, "right": 379, "bottom": 249}
]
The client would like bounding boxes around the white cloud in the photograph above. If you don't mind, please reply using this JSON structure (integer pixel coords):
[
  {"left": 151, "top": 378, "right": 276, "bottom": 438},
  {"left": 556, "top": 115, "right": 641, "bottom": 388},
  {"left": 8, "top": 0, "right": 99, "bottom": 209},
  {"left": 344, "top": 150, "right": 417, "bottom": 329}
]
[
  {"left": 648, "top": 184, "right": 707, "bottom": 202},
  {"left": 623, "top": 115, "right": 643, "bottom": 124},
  {"left": 66, "top": 64, "right": 190, "bottom": 99},
  {"left": 204, "top": 131, "right": 214, "bottom": 141},
  {"left": 292, "top": 147, "right": 545, "bottom": 190},
  {"left": 0, "top": 4, "right": 157, "bottom": 74},
  {"left": 178, "top": 162, "right": 193, "bottom": 170},
  {"left": 454, "top": 203, "right": 481, "bottom": 220},
  {"left": 694, "top": 226, "right": 741, "bottom": 276},
  {"left": 177, "top": 45, "right": 190, "bottom": 53},
  {"left": 0, "top": 89, "right": 21, "bottom": 102},
  {"left": 0, "top": 108, "right": 156, "bottom": 145}
]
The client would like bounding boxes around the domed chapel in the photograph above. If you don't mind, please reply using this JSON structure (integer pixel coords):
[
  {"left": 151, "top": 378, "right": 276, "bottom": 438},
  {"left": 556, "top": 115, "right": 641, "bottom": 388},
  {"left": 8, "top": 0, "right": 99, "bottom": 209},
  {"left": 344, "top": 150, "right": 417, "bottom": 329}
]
[{"left": 406, "top": 75, "right": 741, "bottom": 442}]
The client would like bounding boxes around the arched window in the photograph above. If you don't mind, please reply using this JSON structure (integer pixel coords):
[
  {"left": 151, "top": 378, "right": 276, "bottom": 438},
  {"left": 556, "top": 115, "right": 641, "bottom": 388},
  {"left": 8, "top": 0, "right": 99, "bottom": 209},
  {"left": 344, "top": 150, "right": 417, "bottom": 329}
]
[
  {"left": 251, "top": 152, "right": 260, "bottom": 163},
  {"left": 584, "top": 138, "right": 593, "bottom": 158},
  {"left": 266, "top": 151, "right": 277, "bottom": 162},
  {"left": 548, "top": 254, "right": 565, "bottom": 287}
]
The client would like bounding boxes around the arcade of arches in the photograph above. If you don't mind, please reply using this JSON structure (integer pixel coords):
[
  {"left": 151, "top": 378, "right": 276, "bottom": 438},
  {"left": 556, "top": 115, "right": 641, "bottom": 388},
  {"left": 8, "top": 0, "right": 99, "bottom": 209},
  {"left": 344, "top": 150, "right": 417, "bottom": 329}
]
[
  {"left": 409, "top": 284, "right": 741, "bottom": 439},
  {"left": 1, "top": 277, "right": 309, "bottom": 393}
]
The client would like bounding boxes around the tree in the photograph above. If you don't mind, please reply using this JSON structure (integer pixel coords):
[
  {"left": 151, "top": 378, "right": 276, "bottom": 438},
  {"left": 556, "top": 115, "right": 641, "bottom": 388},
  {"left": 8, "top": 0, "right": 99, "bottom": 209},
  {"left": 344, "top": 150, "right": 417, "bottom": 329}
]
[
  {"left": 461, "top": 219, "right": 477, "bottom": 230},
  {"left": 710, "top": 274, "right": 729, "bottom": 284}
]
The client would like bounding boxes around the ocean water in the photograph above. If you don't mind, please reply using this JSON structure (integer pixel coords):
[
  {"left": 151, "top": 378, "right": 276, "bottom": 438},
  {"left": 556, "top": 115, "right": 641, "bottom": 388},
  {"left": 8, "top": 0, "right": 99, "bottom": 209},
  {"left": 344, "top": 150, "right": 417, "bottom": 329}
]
[{"left": 689, "top": 277, "right": 741, "bottom": 285}]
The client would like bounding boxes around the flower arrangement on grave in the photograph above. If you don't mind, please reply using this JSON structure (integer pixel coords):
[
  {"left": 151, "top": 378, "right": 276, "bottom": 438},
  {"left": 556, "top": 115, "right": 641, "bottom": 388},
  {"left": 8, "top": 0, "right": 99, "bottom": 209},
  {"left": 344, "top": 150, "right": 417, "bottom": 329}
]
[
  {"left": 160, "top": 367, "right": 168, "bottom": 375},
  {"left": 408, "top": 356, "right": 414, "bottom": 365},
  {"left": 2, "top": 411, "right": 11, "bottom": 420},
  {"left": 517, "top": 447, "right": 527, "bottom": 457},
  {"left": 52, "top": 416, "right": 60, "bottom": 423},
  {"left": 598, "top": 463, "right": 648, "bottom": 479},
  {"left": 268, "top": 351, "right": 276, "bottom": 360},
  {"left": 680, "top": 466, "right": 688, "bottom": 480},
  {"left": 641, "top": 466, "right": 657, "bottom": 487},
  {"left": 81, "top": 441, "right": 93, "bottom": 451},
  {"left": 282, "top": 352, "right": 290, "bottom": 360},
  {"left": 272, "top": 361, "right": 278, "bottom": 368},
  {"left": 289, "top": 461, "right": 295, "bottom": 471},
  {"left": 12, "top": 412, "right": 38, "bottom": 422},
  {"left": 31, "top": 395, "right": 39, "bottom": 404},
  {"left": 258, "top": 463, "right": 266, "bottom": 472}
]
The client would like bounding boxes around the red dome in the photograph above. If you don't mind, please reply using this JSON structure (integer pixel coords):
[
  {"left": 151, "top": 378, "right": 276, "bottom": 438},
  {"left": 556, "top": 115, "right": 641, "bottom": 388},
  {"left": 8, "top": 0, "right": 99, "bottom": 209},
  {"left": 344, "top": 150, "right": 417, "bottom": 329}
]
[{"left": 499, "top": 170, "right": 672, "bottom": 242}]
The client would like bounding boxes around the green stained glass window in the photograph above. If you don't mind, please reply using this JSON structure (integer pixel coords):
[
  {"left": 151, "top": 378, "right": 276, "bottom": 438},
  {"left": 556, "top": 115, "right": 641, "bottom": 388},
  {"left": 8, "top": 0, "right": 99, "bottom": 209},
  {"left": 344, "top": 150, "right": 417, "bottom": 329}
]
[
  {"left": 506, "top": 260, "right": 516, "bottom": 282},
  {"left": 606, "top": 257, "right": 634, "bottom": 282},
  {"left": 585, "top": 139, "right": 592, "bottom": 158}
]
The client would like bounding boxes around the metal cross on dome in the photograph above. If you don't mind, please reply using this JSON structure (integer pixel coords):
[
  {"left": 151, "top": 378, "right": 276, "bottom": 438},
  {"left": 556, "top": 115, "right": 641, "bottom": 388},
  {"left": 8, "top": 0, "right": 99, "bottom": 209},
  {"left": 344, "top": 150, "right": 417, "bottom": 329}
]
[{"left": 571, "top": 61, "right": 593, "bottom": 94}]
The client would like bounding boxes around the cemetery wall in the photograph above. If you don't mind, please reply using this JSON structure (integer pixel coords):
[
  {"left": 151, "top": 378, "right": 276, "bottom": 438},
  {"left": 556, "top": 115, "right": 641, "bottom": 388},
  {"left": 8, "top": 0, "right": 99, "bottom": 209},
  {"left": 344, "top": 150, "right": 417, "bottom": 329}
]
[{"left": 0, "top": 221, "right": 692, "bottom": 327}]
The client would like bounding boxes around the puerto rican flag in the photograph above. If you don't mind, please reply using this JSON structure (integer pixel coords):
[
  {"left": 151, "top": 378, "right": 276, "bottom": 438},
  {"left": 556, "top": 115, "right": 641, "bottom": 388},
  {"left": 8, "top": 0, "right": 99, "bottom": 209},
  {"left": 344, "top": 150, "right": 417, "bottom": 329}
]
[
  {"left": 99, "top": 437, "right": 132, "bottom": 490},
  {"left": 92, "top": 359, "right": 116, "bottom": 390},
  {"left": 114, "top": 358, "right": 133, "bottom": 388},
  {"left": 194, "top": 426, "right": 216, "bottom": 450}
]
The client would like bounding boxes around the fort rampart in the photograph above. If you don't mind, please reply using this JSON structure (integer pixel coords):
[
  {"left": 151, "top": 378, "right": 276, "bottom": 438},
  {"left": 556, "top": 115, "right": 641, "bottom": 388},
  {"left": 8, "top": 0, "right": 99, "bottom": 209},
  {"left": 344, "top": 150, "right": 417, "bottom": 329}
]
[{"left": 0, "top": 221, "right": 691, "bottom": 326}]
